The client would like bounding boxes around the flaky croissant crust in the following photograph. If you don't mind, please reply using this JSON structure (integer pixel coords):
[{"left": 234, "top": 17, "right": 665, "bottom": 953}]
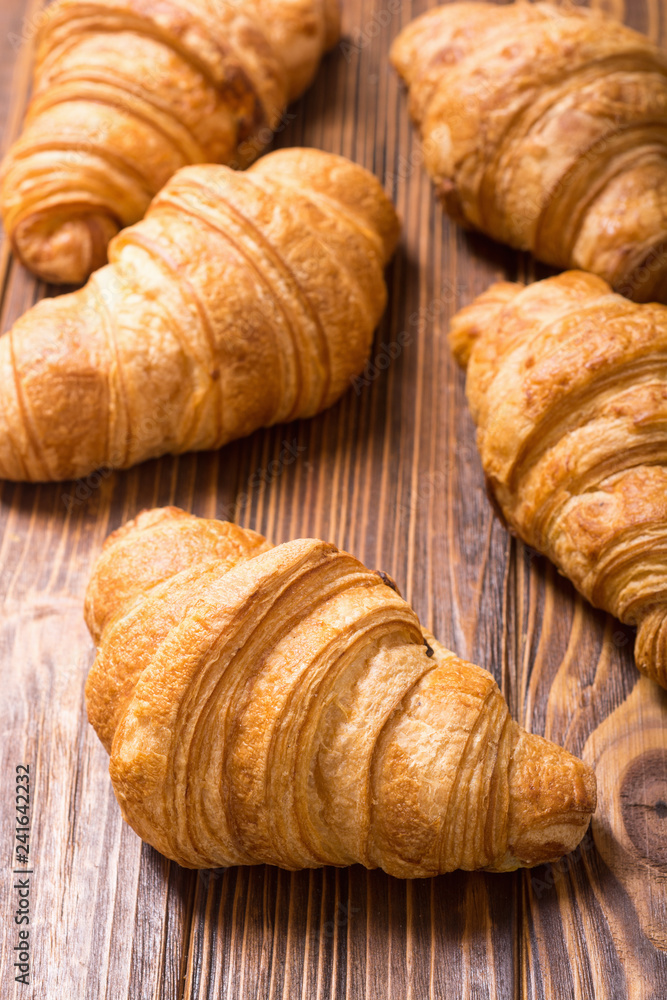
[
  {"left": 0, "top": 148, "right": 399, "bottom": 483},
  {"left": 391, "top": 1, "right": 667, "bottom": 302},
  {"left": 0, "top": 0, "right": 340, "bottom": 284},
  {"left": 85, "top": 507, "right": 595, "bottom": 877},
  {"left": 450, "top": 270, "right": 667, "bottom": 689}
]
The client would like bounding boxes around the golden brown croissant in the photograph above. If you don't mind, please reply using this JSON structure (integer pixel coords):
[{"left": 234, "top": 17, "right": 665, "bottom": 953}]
[
  {"left": 450, "top": 270, "right": 667, "bottom": 689},
  {"left": 390, "top": 1, "right": 667, "bottom": 301},
  {"left": 0, "top": 0, "right": 340, "bottom": 284},
  {"left": 84, "top": 505, "right": 596, "bottom": 875},
  {"left": 0, "top": 147, "right": 399, "bottom": 482}
]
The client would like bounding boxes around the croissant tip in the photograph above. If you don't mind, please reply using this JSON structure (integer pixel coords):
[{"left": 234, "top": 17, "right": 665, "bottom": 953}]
[
  {"left": 635, "top": 608, "right": 667, "bottom": 689},
  {"left": 506, "top": 730, "right": 596, "bottom": 869},
  {"left": 448, "top": 281, "right": 523, "bottom": 368},
  {"left": 11, "top": 210, "right": 119, "bottom": 286}
]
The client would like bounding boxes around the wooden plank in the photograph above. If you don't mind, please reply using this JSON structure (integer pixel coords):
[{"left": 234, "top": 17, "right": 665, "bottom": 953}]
[
  {"left": 512, "top": 4, "right": 667, "bottom": 996},
  {"left": 0, "top": 0, "right": 666, "bottom": 998}
]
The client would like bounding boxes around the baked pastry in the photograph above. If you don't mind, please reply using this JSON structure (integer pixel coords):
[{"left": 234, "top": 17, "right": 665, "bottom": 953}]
[
  {"left": 84, "top": 505, "right": 596, "bottom": 875},
  {"left": 450, "top": 270, "right": 667, "bottom": 689},
  {"left": 0, "top": 148, "right": 399, "bottom": 482},
  {"left": 0, "top": 0, "right": 340, "bottom": 284},
  {"left": 391, "top": 1, "right": 667, "bottom": 301}
]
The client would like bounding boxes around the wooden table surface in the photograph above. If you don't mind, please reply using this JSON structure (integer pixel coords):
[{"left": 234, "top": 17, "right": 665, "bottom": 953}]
[{"left": 1, "top": 0, "right": 666, "bottom": 997}]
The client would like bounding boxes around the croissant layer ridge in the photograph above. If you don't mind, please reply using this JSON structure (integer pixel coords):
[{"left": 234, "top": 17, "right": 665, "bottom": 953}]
[
  {"left": 391, "top": 0, "right": 667, "bottom": 301},
  {"left": 0, "top": 148, "right": 399, "bottom": 483},
  {"left": 85, "top": 506, "right": 596, "bottom": 876},
  {"left": 450, "top": 269, "right": 667, "bottom": 689},
  {"left": 0, "top": 0, "right": 342, "bottom": 283}
]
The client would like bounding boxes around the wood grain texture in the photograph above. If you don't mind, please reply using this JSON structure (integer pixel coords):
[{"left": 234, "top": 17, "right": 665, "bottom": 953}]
[{"left": 0, "top": 1, "right": 666, "bottom": 998}]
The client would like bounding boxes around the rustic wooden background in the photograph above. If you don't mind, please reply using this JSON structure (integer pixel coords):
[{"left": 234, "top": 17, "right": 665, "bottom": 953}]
[{"left": 1, "top": 0, "right": 666, "bottom": 997}]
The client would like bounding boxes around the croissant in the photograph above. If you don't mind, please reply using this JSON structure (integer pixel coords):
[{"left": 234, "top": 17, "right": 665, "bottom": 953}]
[
  {"left": 0, "top": 0, "right": 340, "bottom": 285},
  {"left": 390, "top": 1, "right": 667, "bottom": 302},
  {"left": 0, "top": 148, "right": 399, "bottom": 482},
  {"left": 450, "top": 270, "right": 667, "bottom": 689},
  {"left": 84, "top": 505, "right": 596, "bottom": 876}
]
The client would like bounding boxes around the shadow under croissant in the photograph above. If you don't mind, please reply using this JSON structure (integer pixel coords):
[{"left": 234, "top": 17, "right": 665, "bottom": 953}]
[
  {"left": 120, "top": 822, "right": 663, "bottom": 995},
  {"left": 459, "top": 228, "right": 667, "bottom": 307},
  {"left": 130, "top": 842, "right": 604, "bottom": 987},
  {"left": 0, "top": 372, "right": 406, "bottom": 522}
]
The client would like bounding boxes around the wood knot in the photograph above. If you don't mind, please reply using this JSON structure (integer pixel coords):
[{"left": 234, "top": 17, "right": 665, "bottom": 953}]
[{"left": 619, "top": 749, "right": 667, "bottom": 867}]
